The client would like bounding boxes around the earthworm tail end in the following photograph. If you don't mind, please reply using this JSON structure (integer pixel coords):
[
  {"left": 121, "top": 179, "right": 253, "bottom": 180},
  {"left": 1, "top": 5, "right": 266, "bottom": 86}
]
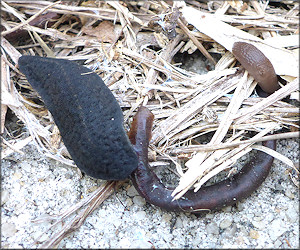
[{"left": 130, "top": 106, "right": 276, "bottom": 213}]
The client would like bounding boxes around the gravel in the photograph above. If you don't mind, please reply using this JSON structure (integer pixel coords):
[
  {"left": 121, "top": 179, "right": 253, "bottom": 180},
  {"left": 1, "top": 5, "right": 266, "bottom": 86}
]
[{"left": 1, "top": 137, "right": 299, "bottom": 249}]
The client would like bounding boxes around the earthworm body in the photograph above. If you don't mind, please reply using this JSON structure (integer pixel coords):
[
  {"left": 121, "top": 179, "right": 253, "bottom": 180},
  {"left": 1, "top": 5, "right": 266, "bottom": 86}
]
[
  {"left": 129, "top": 106, "right": 276, "bottom": 213},
  {"left": 18, "top": 50, "right": 276, "bottom": 213}
]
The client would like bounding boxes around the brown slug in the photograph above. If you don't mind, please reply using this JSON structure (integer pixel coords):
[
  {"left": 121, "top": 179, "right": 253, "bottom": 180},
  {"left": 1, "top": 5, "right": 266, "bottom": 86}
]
[{"left": 232, "top": 42, "right": 280, "bottom": 94}]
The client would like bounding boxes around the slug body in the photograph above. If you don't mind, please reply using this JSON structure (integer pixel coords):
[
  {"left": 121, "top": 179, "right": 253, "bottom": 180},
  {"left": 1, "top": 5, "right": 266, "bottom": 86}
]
[
  {"left": 232, "top": 42, "right": 280, "bottom": 94},
  {"left": 129, "top": 106, "right": 276, "bottom": 213},
  {"left": 18, "top": 56, "right": 138, "bottom": 180}
]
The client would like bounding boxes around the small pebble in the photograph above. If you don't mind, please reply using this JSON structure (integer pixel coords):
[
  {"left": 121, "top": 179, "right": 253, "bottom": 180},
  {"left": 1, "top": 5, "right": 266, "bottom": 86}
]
[
  {"left": 249, "top": 229, "right": 260, "bottom": 239},
  {"left": 221, "top": 206, "right": 232, "bottom": 212},
  {"left": 206, "top": 221, "right": 219, "bottom": 235},
  {"left": 223, "top": 224, "right": 237, "bottom": 237},
  {"left": 219, "top": 218, "right": 232, "bottom": 229},
  {"left": 13, "top": 171, "right": 22, "bottom": 180},
  {"left": 285, "top": 189, "right": 295, "bottom": 199},
  {"left": 125, "top": 198, "right": 133, "bottom": 207},
  {"left": 1, "top": 190, "right": 9, "bottom": 205},
  {"left": 20, "top": 162, "right": 32, "bottom": 172},
  {"left": 285, "top": 206, "right": 298, "bottom": 223},
  {"left": 252, "top": 220, "right": 266, "bottom": 230},
  {"left": 174, "top": 218, "right": 183, "bottom": 228},
  {"left": 235, "top": 235, "right": 245, "bottom": 245},
  {"left": 253, "top": 216, "right": 263, "bottom": 222},
  {"left": 2, "top": 222, "right": 17, "bottom": 238},
  {"left": 205, "top": 213, "right": 214, "bottom": 219},
  {"left": 87, "top": 186, "right": 98, "bottom": 193},
  {"left": 269, "top": 219, "right": 287, "bottom": 241},
  {"left": 132, "top": 196, "right": 146, "bottom": 206},
  {"left": 162, "top": 214, "right": 172, "bottom": 224},
  {"left": 236, "top": 202, "right": 245, "bottom": 211},
  {"left": 135, "top": 211, "right": 147, "bottom": 221},
  {"left": 127, "top": 185, "right": 139, "bottom": 197}
]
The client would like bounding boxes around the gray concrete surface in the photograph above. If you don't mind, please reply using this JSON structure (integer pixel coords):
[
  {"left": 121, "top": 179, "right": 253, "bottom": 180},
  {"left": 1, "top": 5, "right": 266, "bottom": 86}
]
[{"left": 1, "top": 138, "right": 299, "bottom": 248}]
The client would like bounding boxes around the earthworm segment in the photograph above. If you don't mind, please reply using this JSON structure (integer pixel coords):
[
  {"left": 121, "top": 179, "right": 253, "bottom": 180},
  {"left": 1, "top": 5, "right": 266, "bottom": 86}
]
[{"left": 129, "top": 106, "right": 276, "bottom": 213}]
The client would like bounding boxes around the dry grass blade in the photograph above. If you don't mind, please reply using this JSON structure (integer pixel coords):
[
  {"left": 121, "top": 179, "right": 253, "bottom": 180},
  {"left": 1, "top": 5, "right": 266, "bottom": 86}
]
[
  {"left": 37, "top": 181, "right": 123, "bottom": 249},
  {"left": 234, "top": 78, "right": 299, "bottom": 124},
  {"left": 1, "top": 0, "right": 61, "bottom": 36},
  {"left": 171, "top": 132, "right": 300, "bottom": 153},
  {"left": 252, "top": 145, "right": 299, "bottom": 173}
]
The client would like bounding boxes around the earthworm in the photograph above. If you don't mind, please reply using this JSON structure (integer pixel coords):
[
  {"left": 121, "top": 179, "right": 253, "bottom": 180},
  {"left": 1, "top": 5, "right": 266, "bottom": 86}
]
[
  {"left": 129, "top": 106, "right": 276, "bottom": 213},
  {"left": 18, "top": 56, "right": 138, "bottom": 180},
  {"left": 232, "top": 42, "right": 280, "bottom": 94}
]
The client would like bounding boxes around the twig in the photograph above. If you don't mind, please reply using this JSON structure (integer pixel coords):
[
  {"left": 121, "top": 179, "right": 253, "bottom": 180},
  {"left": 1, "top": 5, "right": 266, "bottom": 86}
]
[
  {"left": 178, "top": 18, "right": 216, "bottom": 65},
  {"left": 1, "top": 1, "right": 61, "bottom": 36},
  {"left": 38, "top": 181, "right": 124, "bottom": 249},
  {"left": 171, "top": 131, "right": 299, "bottom": 153}
]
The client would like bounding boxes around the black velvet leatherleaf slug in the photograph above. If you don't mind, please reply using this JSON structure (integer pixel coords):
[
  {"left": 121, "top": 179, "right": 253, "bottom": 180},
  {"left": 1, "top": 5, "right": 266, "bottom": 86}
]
[
  {"left": 18, "top": 56, "right": 138, "bottom": 180},
  {"left": 129, "top": 106, "right": 276, "bottom": 213}
]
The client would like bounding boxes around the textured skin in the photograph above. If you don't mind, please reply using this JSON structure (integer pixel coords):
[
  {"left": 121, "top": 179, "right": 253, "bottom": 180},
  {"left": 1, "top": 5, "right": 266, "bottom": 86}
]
[
  {"left": 130, "top": 107, "right": 276, "bottom": 213},
  {"left": 18, "top": 56, "right": 138, "bottom": 180},
  {"left": 232, "top": 42, "right": 280, "bottom": 94}
]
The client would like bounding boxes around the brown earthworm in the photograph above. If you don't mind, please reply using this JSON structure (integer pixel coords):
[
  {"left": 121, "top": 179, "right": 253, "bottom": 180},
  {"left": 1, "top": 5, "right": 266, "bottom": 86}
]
[{"left": 129, "top": 106, "right": 276, "bottom": 213}]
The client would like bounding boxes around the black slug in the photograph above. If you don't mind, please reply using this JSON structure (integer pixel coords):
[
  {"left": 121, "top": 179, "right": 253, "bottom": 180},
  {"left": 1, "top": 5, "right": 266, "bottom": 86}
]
[
  {"left": 129, "top": 106, "right": 276, "bottom": 213},
  {"left": 18, "top": 56, "right": 138, "bottom": 180},
  {"left": 232, "top": 42, "right": 280, "bottom": 94}
]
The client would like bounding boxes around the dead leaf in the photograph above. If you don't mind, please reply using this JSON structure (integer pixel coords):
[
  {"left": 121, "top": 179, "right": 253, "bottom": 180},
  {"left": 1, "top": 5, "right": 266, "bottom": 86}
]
[{"left": 82, "top": 21, "right": 116, "bottom": 43}]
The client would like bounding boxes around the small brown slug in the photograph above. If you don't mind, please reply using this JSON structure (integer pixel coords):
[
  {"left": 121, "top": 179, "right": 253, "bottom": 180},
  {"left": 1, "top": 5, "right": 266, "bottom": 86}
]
[{"left": 232, "top": 42, "right": 280, "bottom": 94}]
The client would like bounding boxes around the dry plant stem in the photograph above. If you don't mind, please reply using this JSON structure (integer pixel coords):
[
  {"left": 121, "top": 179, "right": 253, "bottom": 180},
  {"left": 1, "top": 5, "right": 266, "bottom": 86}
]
[
  {"left": 121, "top": 48, "right": 189, "bottom": 81},
  {"left": 1, "top": 1, "right": 61, "bottom": 36},
  {"left": 152, "top": 70, "right": 242, "bottom": 145},
  {"left": 4, "top": 1, "right": 150, "bottom": 24},
  {"left": 234, "top": 78, "right": 299, "bottom": 124},
  {"left": 39, "top": 181, "right": 124, "bottom": 249},
  {"left": 144, "top": 35, "right": 183, "bottom": 88},
  {"left": 1, "top": 136, "right": 29, "bottom": 157},
  {"left": 185, "top": 72, "right": 253, "bottom": 170},
  {"left": 171, "top": 131, "right": 300, "bottom": 153},
  {"left": 1, "top": 37, "right": 22, "bottom": 63},
  {"left": 172, "top": 125, "right": 276, "bottom": 199},
  {"left": 178, "top": 18, "right": 216, "bottom": 65},
  {"left": 252, "top": 144, "right": 298, "bottom": 172}
]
